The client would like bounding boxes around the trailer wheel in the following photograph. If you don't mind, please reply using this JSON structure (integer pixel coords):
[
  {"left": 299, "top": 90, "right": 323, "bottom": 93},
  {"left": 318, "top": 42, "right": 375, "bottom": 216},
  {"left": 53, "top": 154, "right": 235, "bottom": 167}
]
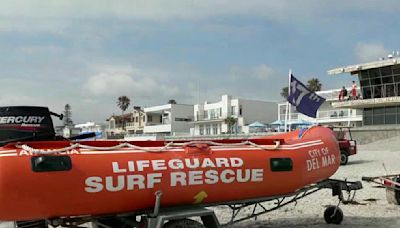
[
  {"left": 15, "top": 220, "right": 48, "bottom": 228},
  {"left": 324, "top": 205, "right": 343, "bottom": 224},
  {"left": 386, "top": 176, "right": 400, "bottom": 205},
  {"left": 340, "top": 150, "right": 349, "bottom": 165},
  {"left": 163, "top": 219, "right": 205, "bottom": 228}
]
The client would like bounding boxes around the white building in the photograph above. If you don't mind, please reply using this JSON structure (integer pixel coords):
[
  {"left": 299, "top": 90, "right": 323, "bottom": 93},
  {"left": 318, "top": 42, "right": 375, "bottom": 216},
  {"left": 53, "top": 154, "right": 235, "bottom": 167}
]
[
  {"left": 278, "top": 88, "right": 363, "bottom": 128},
  {"left": 144, "top": 104, "right": 194, "bottom": 135},
  {"left": 193, "top": 95, "right": 277, "bottom": 135},
  {"left": 125, "top": 107, "right": 146, "bottom": 134}
]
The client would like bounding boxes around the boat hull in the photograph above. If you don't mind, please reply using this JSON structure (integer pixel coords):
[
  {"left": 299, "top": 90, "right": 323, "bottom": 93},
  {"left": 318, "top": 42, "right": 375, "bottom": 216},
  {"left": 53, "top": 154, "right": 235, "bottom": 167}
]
[{"left": 0, "top": 126, "right": 339, "bottom": 220}]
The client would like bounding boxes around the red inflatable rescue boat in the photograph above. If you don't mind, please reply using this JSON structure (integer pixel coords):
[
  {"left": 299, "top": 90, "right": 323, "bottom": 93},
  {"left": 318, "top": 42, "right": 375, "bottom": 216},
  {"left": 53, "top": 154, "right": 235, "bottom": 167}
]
[{"left": 0, "top": 106, "right": 340, "bottom": 221}]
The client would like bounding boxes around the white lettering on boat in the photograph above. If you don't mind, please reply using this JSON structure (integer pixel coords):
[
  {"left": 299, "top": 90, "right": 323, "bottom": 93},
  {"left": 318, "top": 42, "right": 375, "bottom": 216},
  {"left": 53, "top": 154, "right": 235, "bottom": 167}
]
[
  {"left": 84, "top": 157, "right": 264, "bottom": 193},
  {"left": 0, "top": 116, "right": 45, "bottom": 124},
  {"left": 18, "top": 149, "right": 80, "bottom": 156},
  {"left": 306, "top": 146, "right": 336, "bottom": 171}
]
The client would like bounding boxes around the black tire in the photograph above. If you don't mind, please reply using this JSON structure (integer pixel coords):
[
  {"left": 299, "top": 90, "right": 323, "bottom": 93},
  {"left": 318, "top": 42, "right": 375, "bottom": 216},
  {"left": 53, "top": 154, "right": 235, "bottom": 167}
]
[
  {"left": 15, "top": 220, "right": 47, "bottom": 228},
  {"left": 163, "top": 219, "right": 205, "bottom": 228},
  {"left": 340, "top": 150, "right": 349, "bottom": 165},
  {"left": 324, "top": 205, "right": 343, "bottom": 224}
]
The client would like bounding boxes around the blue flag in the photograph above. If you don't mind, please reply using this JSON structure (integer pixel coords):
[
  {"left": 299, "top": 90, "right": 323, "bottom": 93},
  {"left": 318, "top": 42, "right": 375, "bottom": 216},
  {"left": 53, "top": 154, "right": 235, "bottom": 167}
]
[{"left": 287, "top": 74, "right": 325, "bottom": 118}]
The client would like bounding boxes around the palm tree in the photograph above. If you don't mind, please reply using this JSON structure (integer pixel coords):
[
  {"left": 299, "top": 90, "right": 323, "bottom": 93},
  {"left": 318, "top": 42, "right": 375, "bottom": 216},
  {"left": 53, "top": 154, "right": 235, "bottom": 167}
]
[
  {"left": 224, "top": 116, "right": 237, "bottom": 134},
  {"left": 307, "top": 78, "right": 322, "bottom": 92},
  {"left": 117, "top": 96, "right": 130, "bottom": 130},
  {"left": 280, "top": 87, "right": 289, "bottom": 99}
]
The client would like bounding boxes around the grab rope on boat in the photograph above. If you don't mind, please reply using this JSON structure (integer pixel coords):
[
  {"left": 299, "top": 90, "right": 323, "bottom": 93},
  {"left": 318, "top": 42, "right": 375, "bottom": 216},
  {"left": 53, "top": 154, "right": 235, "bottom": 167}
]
[{"left": 15, "top": 140, "right": 280, "bottom": 155}]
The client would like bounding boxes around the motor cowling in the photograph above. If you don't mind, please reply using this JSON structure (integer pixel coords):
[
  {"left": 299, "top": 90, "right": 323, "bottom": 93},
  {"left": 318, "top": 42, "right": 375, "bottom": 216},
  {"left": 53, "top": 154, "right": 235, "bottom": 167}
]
[{"left": 0, "top": 106, "right": 56, "bottom": 145}]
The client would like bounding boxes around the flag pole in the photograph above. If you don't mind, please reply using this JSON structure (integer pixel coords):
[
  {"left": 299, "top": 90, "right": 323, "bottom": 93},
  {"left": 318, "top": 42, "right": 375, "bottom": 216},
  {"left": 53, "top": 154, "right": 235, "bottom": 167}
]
[{"left": 284, "top": 69, "right": 292, "bottom": 132}]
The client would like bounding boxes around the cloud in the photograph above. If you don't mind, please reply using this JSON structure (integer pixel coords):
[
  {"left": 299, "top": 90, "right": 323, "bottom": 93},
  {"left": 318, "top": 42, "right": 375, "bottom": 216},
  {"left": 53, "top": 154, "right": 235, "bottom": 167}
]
[
  {"left": 16, "top": 44, "right": 65, "bottom": 54},
  {"left": 355, "top": 42, "right": 389, "bottom": 62},
  {"left": 2, "top": 0, "right": 399, "bottom": 30},
  {"left": 229, "top": 64, "right": 280, "bottom": 80},
  {"left": 253, "top": 64, "right": 276, "bottom": 80},
  {"left": 82, "top": 66, "right": 181, "bottom": 102}
]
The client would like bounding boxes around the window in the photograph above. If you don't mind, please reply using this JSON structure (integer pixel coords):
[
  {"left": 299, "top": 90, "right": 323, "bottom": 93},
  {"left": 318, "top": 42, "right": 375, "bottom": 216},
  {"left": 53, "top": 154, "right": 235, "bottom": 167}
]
[
  {"left": 206, "top": 125, "right": 211, "bottom": 135},
  {"left": 382, "top": 76, "right": 393, "bottom": 84},
  {"left": 270, "top": 158, "right": 293, "bottom": 172},
  {"left": 397, "top": 106, "right": 400, "bottom": 123},
  {"left": 397, "top": 84, "right": 400, "bottom": 96},
  {"left": 363, "top": 115, "right": 373, "bottom": 125},
  {"left": 363, "top": 108, "right": 373, "bottom": 125},
  {"left": 360, "top": 79, "right": 370, "bottom": 87},
  {"left": 386, "top": 113, "right": 396, "bottom": 124},
  {"left": 381, "top": 66, "right": 393, "bottom": 76},
  {"left": 360, "top": 70, "right": 369, "bottom": 79},
  {"left": 199, "top": 125, "right": 204, "bottom": 135},
  {"left": 362, "top": 87, "right": 372, "bottom": 99},
  {"left": 203, "top": 110, "right": 208, "bottom": 119},
  {"left": 369, "top": 69, "right": 381, "bottom": 78},
  {"left": 385, "top": 107, "right": 396, "bottom": 124},
  {"left": 384, "top": 84, "right": 395, "bottom": 97},
  {"left": 210, "top": 109, "right": 216, "bottom": 119},
  {"left": 363, "top": 106, "right": 400, "bottom": 125},
  {"left": 393, "top": 65, "right": 400, "bottom": 75},
  {"left": 175, "top": 117, "right": 191, "bottom": 121},
  {"left": 373, "top": 85, "right": 382, "bottom": 98},
  {"left": 212, "top": 124, "right": 218, "bottom": 134},
  {"left": 373, "top": 107, "right": 385, "bottom": 125},
  {"left": 147, "top": 115, "right": 152, "bottom": 122},
  {"left": 371, "top": 77, "right": 382, "bottom": 86},
  {"left": 239, "top": 105, "right": 242, "bottom": 115}
]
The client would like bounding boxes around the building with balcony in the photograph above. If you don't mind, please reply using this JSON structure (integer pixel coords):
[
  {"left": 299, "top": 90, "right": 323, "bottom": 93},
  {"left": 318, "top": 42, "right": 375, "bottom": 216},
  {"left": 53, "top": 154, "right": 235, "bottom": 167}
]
[
  {"left": 125, "top": 106, "right": 145, "bottom": 134},
  {"left": 105, "top": 113, "right": 132, "bottom": 139},
  {"left": 144, "top": 104, "right": 193, "bottom": 135},
  {"left": 278, "top": 89, "right": 363, "bottom": 129},
  {"left": 327, "top": 54, "right": 400, "bottom": 143},
  {"left": 329, "top": 55, "right": 400, "bottom": 126},
  {"left": 193, "top": 95, "right": 277, "bottom": 135}
]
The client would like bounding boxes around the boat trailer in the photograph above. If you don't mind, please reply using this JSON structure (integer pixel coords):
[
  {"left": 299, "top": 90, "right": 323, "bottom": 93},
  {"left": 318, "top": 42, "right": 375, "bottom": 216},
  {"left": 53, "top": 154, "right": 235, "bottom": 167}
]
[{"left": 13, "top": 178, "right": 362, "bottom": 228}]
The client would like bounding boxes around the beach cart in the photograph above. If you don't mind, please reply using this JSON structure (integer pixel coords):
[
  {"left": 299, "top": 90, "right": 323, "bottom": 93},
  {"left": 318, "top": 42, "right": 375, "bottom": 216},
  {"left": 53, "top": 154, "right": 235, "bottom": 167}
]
[{"left": 362, "top": 174, "right": 400, "bottom": 204}]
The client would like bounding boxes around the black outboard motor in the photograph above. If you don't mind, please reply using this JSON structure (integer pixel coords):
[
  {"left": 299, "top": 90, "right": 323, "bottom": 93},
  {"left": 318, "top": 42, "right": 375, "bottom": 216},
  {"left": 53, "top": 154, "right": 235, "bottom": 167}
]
[{"left": 0, "top": 106, "right": 58, "bottom": 146}]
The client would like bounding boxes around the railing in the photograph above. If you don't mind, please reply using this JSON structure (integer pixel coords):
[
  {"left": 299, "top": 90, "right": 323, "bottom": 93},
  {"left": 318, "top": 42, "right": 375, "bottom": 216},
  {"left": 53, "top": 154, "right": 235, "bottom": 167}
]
[
  {"left": 317, "top": 89, "right": 342, "bottom": 100},
  {"left": 317, "top": 88, "right": 361, "bottom": 100},
  {"left": 125, "top": 133, "right": 160, "bottom": 137},
  {"left": 125, "top": 122, "right": 144, "bottom": 128},
  {"left": 317, "top": 109, "right": 361, "bottom": 120},
  {"left": 279, "top": 108, "right": 362, "bottom": 122},
  {"left": 195, "top": 112, "right": 239, "bottom": 121}
]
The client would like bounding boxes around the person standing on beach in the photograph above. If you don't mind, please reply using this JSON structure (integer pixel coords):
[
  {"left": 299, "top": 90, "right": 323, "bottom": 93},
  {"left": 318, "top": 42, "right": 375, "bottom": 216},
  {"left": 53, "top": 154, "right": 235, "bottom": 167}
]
[{"left": 351, "top": 81, "right": 357, "bottom": 99}]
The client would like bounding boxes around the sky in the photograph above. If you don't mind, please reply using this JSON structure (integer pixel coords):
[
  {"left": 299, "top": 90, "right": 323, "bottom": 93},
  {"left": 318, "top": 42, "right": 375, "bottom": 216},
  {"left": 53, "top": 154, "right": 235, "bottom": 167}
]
[{"left": 1, "top": 0, "right": 400, "bottom": 125}]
